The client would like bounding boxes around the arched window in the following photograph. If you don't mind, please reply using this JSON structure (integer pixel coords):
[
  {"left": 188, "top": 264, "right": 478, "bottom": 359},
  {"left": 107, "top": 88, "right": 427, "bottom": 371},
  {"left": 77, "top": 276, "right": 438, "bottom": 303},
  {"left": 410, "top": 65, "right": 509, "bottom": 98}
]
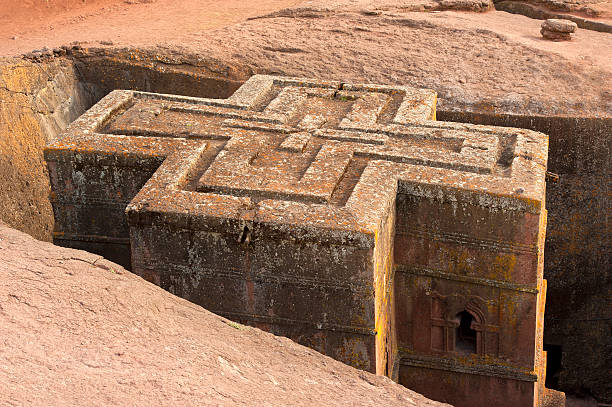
[{"left": 455, "top": 311, "right": 477, "bottom": 354}]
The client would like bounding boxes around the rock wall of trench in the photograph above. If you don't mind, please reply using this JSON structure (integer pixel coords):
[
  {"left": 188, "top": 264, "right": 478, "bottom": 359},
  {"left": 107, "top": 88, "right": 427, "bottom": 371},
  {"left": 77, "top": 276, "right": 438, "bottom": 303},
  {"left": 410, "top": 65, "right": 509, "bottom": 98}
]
[
  {"left": 0, "top": 56, "right": 95, "bottom": 241},
  {"left": 0, "top": 47, "right": 250, "bottom": 242}
]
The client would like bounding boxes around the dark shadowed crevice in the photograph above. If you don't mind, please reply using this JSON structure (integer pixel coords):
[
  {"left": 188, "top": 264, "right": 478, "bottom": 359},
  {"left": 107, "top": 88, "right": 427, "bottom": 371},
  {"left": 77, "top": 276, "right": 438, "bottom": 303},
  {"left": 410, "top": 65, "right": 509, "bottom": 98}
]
[{"left": 455, "top": 311, "right": 477, "bottom": 355}]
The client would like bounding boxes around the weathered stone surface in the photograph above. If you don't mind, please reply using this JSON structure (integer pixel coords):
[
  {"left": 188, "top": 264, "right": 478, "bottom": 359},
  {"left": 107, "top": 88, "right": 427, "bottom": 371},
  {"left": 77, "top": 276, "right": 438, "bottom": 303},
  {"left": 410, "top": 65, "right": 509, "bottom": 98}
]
[
  {"left": 495, "top": 0, "right": 611, "bottom": 19},
  {"left": 68, "top": 47, "right": 250, "bottom": 101},
  {"left": 1, "top": 11, "right": 608, "bottom": 400},
  {"left": 540, "top": 19, "right": 578, "bottom": 40},
  {"left": 0, "top": 50, "right": 254, "bottom": 245},
  {"left": 0, "top": 222, "right": 449, "bottom": 407},
  {"left": 0, "top": 57, "right": 94, "bottom": 242},
  {"left": 497, "top": 2, "right": 612, "bottom": 34},
  {"left": 45, "top": 75, "right": 553, "bottom": 407},
  {"left": 543, "top": 388, "right": 566, "bottom": 407},
  {"left": 438, "top": 110, "right": 612, "bottom": 404},
  {"left": 541, "top": 29, "right": 573, "bottom": 40},
  {"left": 541, "top": 19, "right": 578, "bottom": 33}
]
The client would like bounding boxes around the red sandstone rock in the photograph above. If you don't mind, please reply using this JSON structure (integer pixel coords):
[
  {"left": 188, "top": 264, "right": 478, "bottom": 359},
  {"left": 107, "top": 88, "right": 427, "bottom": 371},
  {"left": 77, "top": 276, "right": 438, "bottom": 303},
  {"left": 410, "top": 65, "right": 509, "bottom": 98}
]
[
  {"left": 0, "top": 1, "right": 610, "bottom": 404},
  {"left": 0, "top": 222, "right": 449, "bottom": 406},
  {"left": 541, "top": 18, "right": 577, "bottom": 40},
  {"left": 541, "top": 18, "right": 578, "bottom": 32},
  {"left": 541, "top": 28, "right": 573, "bottom": 40}
]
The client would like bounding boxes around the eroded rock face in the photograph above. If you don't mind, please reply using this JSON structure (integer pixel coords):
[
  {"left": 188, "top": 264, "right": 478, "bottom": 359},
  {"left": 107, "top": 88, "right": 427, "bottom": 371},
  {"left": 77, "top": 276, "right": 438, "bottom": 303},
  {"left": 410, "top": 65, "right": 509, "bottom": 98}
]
[
  {"left": 541, "top": 19, "right": 578, "bottom": 33},
  {"left": 541, "top": 18, "right": 578, "bottom": 40},
  {"left": 0, "top": 223, "right": 449, "bottom": 407},
  {"left": 540, "top": 29, "right": 572, "bottom": 40},
  {"left": 1, "top": 38, "right": 609, "bottom": 403},
  {"left": 0, "top": 50, "right": 250, "bottom": 243},
  {"left": 0, "top": 57, "right": 94, "bottom": 242}
]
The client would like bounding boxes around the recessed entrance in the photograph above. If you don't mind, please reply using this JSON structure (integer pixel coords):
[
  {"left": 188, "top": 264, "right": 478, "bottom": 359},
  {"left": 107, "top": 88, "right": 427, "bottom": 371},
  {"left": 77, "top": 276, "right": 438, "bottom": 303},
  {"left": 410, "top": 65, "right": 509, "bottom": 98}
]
[{"left": 455, "top": 311, "right": 477, "bottom": 354}]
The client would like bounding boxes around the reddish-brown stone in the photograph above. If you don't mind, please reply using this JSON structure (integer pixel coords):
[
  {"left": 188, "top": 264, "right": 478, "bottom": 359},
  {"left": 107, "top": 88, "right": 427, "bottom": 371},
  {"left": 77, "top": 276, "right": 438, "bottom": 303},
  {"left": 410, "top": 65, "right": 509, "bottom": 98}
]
[
  {"left": 45, "top": 75, "right": 556, "bottom": 407},
  {"left": 0, "top": 222, "right": 451, "bottom": 407}
]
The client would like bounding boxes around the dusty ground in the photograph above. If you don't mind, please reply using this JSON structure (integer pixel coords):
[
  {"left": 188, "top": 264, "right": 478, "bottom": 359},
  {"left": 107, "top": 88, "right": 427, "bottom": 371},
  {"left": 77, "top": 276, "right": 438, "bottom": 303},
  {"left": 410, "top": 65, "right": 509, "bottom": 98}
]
[
  {"left": 0, "top": 223, "right": 448, "bottom": 406},
  {"left": 197, "top": 6, "right": 611, "bottom": 116},
  {"left": 0, "top": 0, "right": 302, "bottom": 56},
  {"left": 1, "top": 0, "right": 610, "bottom": 116}
]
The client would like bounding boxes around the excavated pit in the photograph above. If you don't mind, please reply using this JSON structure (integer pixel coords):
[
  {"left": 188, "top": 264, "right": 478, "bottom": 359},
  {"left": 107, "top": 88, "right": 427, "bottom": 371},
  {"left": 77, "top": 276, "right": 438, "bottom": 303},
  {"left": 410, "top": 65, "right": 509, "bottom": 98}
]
[{"left": 0, "top": 46, "right": 609, "bottom": 404}]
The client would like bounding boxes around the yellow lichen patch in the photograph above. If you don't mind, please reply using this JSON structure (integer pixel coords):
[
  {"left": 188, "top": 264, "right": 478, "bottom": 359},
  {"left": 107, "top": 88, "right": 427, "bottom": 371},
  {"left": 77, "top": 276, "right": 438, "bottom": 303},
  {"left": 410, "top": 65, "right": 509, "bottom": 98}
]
[
  {"left": 445, "top": 247, "right": 474, "bottom": 275},
  {"left": 0, "top": 65, "right": 38, "bottom": 95},
  {"left": 490, "top": 253, "right": 517, "bottom": 281},
  {"left": 0, "top": 60, "right": 58, "bottom": 241},
  {"left": 336, "top": 337, "right": 371, "bottom": 372}
]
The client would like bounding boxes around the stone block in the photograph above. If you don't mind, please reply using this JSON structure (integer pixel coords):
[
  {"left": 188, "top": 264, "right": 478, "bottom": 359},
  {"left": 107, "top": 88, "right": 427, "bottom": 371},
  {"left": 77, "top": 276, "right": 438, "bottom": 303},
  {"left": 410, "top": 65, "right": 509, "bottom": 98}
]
[{"left": 45, "top": 75, "right": 553, "bottom": 407}]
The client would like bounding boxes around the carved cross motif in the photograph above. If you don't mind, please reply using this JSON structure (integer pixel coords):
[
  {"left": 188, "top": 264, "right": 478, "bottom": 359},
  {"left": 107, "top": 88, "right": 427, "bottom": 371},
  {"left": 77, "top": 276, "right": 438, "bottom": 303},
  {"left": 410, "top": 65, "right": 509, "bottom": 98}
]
[
  {"left": 47, "top": 75, "right": 546, "bottom": 237},
  {"left": 45, "top": 75, "right": 548, "bottom": 384}
]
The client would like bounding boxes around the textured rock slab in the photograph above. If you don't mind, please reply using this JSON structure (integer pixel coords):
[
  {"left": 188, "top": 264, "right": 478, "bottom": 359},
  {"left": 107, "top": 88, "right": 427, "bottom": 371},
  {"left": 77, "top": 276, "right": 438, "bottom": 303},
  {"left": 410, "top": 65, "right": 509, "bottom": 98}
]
[
  {"left": 541, "top": 18, "right": 577, "bottom": 40},
  {"left": 0, "top": 57, "right": 93, "bottom": 242},
  {"left": 0, "top": 223, "right": 450, "bottom": 407},
  {"left": 541, "top": 18, "right": 578, "bottom": 32},
  {"left": 541, "top": 29, "right": 573, "bottom": 40}
]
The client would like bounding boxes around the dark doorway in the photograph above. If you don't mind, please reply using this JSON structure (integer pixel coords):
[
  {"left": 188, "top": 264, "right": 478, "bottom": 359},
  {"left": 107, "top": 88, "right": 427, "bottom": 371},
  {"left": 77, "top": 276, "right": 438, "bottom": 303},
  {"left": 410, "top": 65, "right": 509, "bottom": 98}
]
[
  {"left": 543, "top": 344, "right": 563, "bottom": 388},
  {"left": 455, "top": 311, "right": 477, "bottom": 354}
]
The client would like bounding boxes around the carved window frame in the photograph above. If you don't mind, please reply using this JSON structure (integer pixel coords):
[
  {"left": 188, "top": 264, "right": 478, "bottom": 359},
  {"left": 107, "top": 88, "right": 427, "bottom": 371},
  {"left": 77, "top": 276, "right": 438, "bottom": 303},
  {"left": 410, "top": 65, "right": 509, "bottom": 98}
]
[{"left": 430, "top": 293, "right": 498, "bottom": 356}]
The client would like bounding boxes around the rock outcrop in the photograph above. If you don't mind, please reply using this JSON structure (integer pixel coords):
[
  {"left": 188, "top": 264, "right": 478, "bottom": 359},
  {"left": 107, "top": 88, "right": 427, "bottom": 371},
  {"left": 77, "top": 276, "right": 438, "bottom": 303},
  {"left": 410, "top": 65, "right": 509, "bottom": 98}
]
[
  {"left": 0, "top": 223, "right": 449, "bottom": 406},
  {"left": 541, "top": 18, "right": 578, "bottom": 40}
]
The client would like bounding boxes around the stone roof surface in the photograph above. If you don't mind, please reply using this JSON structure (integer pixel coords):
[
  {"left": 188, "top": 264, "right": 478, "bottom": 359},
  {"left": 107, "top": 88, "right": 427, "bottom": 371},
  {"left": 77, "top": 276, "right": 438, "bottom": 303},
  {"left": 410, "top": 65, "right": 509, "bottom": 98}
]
[{"left": 46, "top": 75, "right": 548, "bottom": 245}]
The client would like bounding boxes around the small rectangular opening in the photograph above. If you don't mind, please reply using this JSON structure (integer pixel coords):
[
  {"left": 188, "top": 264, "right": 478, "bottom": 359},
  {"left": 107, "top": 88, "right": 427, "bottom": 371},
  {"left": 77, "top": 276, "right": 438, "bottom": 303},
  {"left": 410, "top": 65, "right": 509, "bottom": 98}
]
[{"left": 543, "top": 343, "right": 562, "bottom": 389}]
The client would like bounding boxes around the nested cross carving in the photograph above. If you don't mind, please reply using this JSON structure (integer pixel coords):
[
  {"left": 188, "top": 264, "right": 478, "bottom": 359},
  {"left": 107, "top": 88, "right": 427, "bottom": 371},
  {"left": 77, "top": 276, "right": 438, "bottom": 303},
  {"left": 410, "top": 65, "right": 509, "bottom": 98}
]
[{"left": 47, "top": 75, "right": 547, "bottom": 237}]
